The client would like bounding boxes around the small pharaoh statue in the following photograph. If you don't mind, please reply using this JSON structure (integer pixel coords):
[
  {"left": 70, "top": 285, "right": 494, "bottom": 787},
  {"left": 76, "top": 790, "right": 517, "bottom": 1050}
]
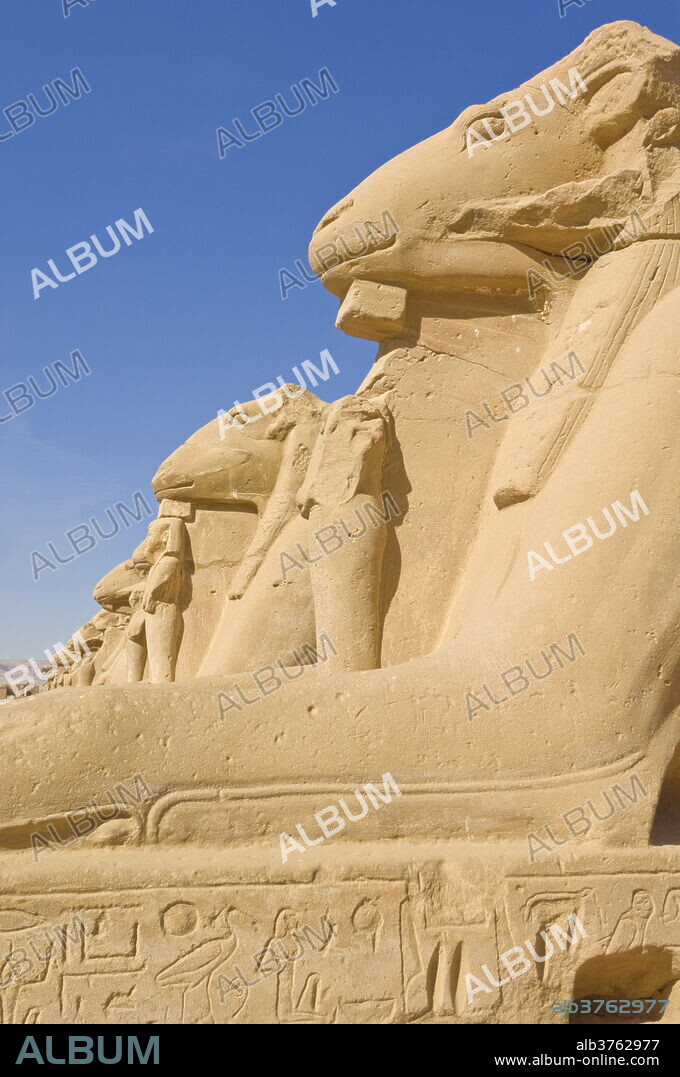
[{"left": 141, "top": 514, "right": 186, "bottom": 683}]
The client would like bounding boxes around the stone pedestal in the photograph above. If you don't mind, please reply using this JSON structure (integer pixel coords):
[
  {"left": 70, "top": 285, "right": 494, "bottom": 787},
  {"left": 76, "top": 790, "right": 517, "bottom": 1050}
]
[{"left": 2, "top": 843, "right": 679, "bottom": 1025}]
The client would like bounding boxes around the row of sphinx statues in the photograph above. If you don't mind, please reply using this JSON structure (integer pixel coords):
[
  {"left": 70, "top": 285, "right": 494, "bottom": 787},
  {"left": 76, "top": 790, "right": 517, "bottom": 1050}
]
[{"left": 44, "top": 387, "right": 396, "bottom": 690}]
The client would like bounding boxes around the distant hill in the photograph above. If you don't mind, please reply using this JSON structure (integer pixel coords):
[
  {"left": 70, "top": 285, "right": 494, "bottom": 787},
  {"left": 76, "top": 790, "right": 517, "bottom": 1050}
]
[
  {"left": 0, "top": 659, "right": 49, "bottom": 682},
  {"left": 0, "top": 660, "right": 50, "bottom": 703}
]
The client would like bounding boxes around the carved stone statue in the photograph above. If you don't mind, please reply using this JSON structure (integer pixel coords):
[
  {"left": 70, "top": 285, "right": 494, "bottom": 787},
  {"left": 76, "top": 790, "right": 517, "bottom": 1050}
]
[
  {"left": 141, "top": 516, "right": 186, "bottom": 683},
  {"left": 151, "top": 387, "right": 327, "bottom": 676},
  {"left": 126, "top": 583, "right": 148, "bottom": 683},
  {"left": 297, "top": 394, "right": 394, "bottom": 672},
  {"left": 3, "top": 21, "right": 680, "bottom": 1024}
]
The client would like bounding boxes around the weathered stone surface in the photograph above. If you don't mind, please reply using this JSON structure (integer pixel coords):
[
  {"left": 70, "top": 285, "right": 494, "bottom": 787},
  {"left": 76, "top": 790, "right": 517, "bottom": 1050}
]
[{"left": 4, "top": 21, "right": 680, "bottom": 1024}]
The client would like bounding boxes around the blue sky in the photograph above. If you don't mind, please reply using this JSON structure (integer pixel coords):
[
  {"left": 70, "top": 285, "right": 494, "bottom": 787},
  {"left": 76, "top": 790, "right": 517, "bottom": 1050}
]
[{"left": 1, "top": 0, "right": 678, "bottom": 656}]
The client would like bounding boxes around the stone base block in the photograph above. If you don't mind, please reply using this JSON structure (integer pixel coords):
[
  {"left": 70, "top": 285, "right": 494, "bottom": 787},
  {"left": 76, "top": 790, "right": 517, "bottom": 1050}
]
[{"left": 1, "top": 842, "right": 679, "bottom": 1024}]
